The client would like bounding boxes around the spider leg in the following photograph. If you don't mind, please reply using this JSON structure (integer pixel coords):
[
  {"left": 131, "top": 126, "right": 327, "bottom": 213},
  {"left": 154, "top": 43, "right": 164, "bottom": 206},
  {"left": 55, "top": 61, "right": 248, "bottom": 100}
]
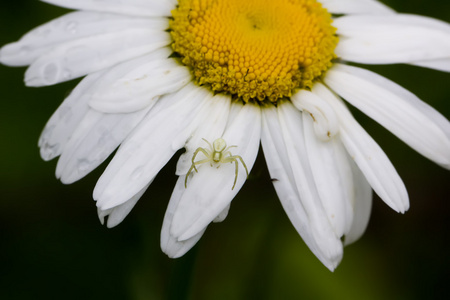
[
  {"left": 224, "top": 145, "right": 237, "bottom": 153},
  {"left": 222, "top": 151, "right": 232, "bottom": 158},
  {"left": 221, "top": 156, "right": 242, "bottom": 190},
  {"left": 191, "top": 147, "right": 210, "bottom": 172},
  {"left": 202, "top": 138, "right": 213, "bottom": 152},
  {"left": 233, "top": 155, "right": 248, "bottom": 189},
  {"left": 232, "top": 159, "right": 239, "bottom": 190},
  {"left": 235, "top": 155, "right": 249, "bottom": 178},
  {"left": 192, "top": 158, "right": 212, "bottom": 167},
  {"left": 185, "top": 157, "right": 212, "bottom": 188},
  {"left": 185, "top": 164, "right": 196, "bottom": 188}
]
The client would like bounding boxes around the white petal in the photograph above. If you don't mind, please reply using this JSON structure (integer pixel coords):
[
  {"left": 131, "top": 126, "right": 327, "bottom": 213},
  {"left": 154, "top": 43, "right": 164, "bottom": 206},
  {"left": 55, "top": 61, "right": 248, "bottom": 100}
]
[
  {"left": 291, "top": 88, "right": 339, "bottom": 141},
  {"left": 161, "top": 178, "right": 205, "bottom": 258},
  {"left": 98, "top": 182, "right": 151, "bottom": 228},
  {"left": 41, "top": 0, "right": 175, "bottom": 17},
  {"left": 336, "top": 13, "right": 450, "bottom": 36},
  {"left": 176, "top": 94, "right": 231, "bottom": 175},
  {"left": 170, "top": 102, "right": 261, "bottom": 241},
  {"left": 278, "top": 101, "right": 346, "bottom": 261},
  {"left": 213, "top": 205, "right": 231, "bottom": 223},
  {"left": 86, "top": 47, "right": 172, "bottom": 113},
  {"left": 325, "top": 64, "right": 450, "bottom": 169},
  {"left": 25, "top": 28, "right": 171, "bottom": 86},
  {"left": 90, "top": 53, "right": 192, "bottom": 113},
  {"left": 38, "top": 71, "right": 104, "bottom": 161},
  {"left": 163, "top": 230, "right": 205, "bottom": 258},
  {"left": 411, "top": 57, "right": 450, "bottom": 73},
  {"left": 311, "top": 83, "right": 409, "bottom": 212},
  {"left": 335, "top": 14, "right": 450, "bottom": 65},
  {"left": 293, "top": 90, "right": 362, "bottom": 237},
  {"left": 225, "top": 100, "right": 246, "bottom": 128},
  {"left": 344, "top": 156, "right": 373, "bottom": 245},
  {"left": 0, "top": 11, "right": 168, "bottom": 67},
  {"left": 320, "top": 0, "right": 394, "bottom": 15},
  {"left": 56, "top": 105, "right": 152, "bottom": 184},
  {"left": 94, "top": 83, "right": 212, "bottom": 210},
  {"left": 261, "top": 104, "right": 342, "bottom": 271},
  {"left": 302, "top": 115, "right": 353, "bottom": 238}
]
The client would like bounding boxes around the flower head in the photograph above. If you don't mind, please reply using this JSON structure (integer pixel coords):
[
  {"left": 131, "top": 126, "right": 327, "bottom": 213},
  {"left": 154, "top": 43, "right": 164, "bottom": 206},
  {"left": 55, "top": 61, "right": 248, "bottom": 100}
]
[{"left": 1, "top": 0, "right": 449, "bottom": 271}]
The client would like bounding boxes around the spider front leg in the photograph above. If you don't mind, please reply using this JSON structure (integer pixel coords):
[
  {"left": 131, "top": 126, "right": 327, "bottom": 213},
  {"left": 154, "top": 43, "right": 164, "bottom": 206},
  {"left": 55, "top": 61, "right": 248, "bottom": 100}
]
[
  {"left": 185, "top": 147, "right": 211, "bottom": 188},
  {"left": 191, "top": 147, "right": 210, "bottom": 173},
  {"left": 224, "top": 145, "right": 237, "bottom": 153},
  {"left": 202, "top": 138, "right": 214, "bottom": 152}
]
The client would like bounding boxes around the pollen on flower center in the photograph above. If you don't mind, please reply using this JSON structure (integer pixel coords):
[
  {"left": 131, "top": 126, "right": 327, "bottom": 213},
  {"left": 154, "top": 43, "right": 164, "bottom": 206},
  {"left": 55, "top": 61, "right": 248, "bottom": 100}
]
[{"left": 170, "top": 0, "right": 338, "bottom": 102}]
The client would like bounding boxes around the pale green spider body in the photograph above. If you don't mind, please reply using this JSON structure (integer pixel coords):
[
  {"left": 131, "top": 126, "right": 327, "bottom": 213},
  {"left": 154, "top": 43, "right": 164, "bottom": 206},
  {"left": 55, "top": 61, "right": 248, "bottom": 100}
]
[{"left": 185, "top": 138, "right": 249, "bottom": 190}]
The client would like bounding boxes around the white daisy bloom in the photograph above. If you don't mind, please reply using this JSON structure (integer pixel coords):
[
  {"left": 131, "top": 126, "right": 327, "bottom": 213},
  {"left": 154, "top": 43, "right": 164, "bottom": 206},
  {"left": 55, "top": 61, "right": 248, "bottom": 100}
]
[{"left": 1, "top": 0, "right": 449, "bottom": 271}]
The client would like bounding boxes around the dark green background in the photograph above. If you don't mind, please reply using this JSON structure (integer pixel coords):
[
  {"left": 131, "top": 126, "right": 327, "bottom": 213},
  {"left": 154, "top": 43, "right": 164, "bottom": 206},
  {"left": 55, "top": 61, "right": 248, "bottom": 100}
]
[{"left": 0, "top": 1, "right": 449, "bottom": 299}]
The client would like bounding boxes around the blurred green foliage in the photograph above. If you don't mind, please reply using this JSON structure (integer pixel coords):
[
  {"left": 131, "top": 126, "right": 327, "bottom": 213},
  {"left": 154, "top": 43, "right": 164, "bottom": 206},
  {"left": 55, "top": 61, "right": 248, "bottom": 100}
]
[{"left": 0, "top": 1, "right": 449, "bottom": 299}]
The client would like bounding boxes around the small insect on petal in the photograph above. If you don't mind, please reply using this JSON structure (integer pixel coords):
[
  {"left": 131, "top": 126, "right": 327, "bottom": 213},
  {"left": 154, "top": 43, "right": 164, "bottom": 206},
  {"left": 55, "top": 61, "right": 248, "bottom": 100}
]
[{"left": 185, "top": 138, "right": 249, "bottom": 190}]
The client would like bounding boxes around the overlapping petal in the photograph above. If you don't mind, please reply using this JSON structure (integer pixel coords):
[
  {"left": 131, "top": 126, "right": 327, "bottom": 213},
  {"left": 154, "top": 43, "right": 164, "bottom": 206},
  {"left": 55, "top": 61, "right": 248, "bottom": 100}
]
[
  {"left": 0, "top": 11, "right": 168, "bottom": 67},
  {"left": 98, "top": 182, "right": 151, "bottom": 228},
  {"left": 335, "top": 14, "right": 450, "bottom": 67},
  {"left": 302, "top": 115, "right": 354, "bottom": 237},
  {"left": 55, "top": 106, "right": 152, "bottom": 184},
  {"left": 38, "top": 71, "right": 103, "bottom": 161},
  {"left": 161, "top": 179, "right": 206, "bottom": 258},
  {"left": 88, "top": 47, "right": 191, "bottom": 113},
  {"left": 291, "top": 90, "right": 339, "bottom": 141},
  {"left": 94, "top": 83, "right": 215, "bottom": 210},
  {"left": 320, "top": 0, "right": 394, "bottom": 15},
  {"left": 344, "top": 157, "right": 373, "bottom": 245},
  {"left": 325, "top": 64, "right": 450, "bottom": 169},
  {"left": 41, "top": 0, "right": 175, "bottom": 17},
  {"left": 170, "top": 102, "right": 261, "bottom": 241},
  {"left": 261, "top": 103, "right": 342, "bottom": 271},
  {"left": 175, "top": 94, "right": 231, "bottom": 175},
  {"left": 311, "top": 83, "right": 409, "bottom": 213},
  {"left": 25, "top": 28, "right": 170, "bottom": 86}
]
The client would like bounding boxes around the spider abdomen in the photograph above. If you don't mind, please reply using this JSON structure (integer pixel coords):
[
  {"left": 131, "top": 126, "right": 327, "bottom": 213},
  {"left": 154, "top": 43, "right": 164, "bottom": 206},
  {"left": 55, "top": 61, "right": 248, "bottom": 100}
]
[{"left": 213, "top": 152, "right": 221, "bottom": 162}]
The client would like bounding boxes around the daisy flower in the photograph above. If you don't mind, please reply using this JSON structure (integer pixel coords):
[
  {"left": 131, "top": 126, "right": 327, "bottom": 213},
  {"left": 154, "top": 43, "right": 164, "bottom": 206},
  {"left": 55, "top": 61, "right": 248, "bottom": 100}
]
[{"left": 1, "top": 0, "right": 449, "bottom": 271}]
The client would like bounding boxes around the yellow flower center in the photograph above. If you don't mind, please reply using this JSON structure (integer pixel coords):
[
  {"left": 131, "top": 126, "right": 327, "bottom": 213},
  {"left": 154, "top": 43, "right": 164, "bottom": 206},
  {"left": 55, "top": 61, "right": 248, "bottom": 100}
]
[{"left": 170, "top": 0, "right": 338, "bottom": 103}]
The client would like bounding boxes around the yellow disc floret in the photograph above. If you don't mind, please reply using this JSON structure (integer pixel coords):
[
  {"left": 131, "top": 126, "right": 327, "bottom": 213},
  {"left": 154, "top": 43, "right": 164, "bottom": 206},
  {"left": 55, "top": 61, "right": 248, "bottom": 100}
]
[{"left": 170, "top": 0, "right": 338, "bottom": 103}]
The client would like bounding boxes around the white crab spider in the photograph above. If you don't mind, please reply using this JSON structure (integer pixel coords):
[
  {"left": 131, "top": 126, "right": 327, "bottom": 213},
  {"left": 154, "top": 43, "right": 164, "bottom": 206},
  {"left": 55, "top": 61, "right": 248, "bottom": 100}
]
[{"left": 184, "top": 138, "right": 249, "bottom": 190}]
